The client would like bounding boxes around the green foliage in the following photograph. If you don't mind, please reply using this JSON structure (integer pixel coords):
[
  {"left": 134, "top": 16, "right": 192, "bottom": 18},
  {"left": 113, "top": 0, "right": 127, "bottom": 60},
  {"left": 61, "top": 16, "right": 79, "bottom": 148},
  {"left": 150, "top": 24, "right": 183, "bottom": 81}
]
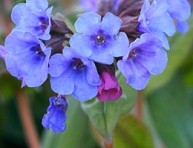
[
  {"left": 81, "top": 77, "right": 137, "bottom": 141},
  {"left": 147, "top": 74, "right": 193, "bottom": 148},
  {"left": 113, "top": 115, "right": 154, "bottom": 148}
]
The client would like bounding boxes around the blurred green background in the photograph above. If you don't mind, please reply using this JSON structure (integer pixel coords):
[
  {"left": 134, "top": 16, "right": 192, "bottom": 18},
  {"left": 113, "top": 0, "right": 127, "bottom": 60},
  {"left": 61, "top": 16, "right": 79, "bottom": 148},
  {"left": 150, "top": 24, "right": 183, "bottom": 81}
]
[{"left": 0, "top": 0, "right": 193, "bottom": 148}]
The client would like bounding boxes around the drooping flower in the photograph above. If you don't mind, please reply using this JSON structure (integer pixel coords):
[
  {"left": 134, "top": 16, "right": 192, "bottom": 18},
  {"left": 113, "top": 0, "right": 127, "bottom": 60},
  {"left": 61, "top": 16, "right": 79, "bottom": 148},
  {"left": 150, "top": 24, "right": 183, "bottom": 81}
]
[
  {"left": 167, "top": 0, "right": 191, "bottom": 34},
  {"left": 70, "top": 12, "right": 129, "bottom": 64},
  {"left": 0, "top": 45, "right": 7, "bottom": 59},
  {"left": 42, "top": 96, "right": 68, "bottom": 133},
  {"left": 117, "top": 33, "right": 168, "bottom": 90},
  {"left": 49, "top": 47, "right": 101, "bottom": 101},
  {"left": 138, "top": 0, "right": 175, "bottom": 49},
  {"left": 11, "top": 0, "right": 52, "bottom": 40},
  {"left": 4, "top": 31, "right": 51, "bottom": 87},
  {"left": 97, "top": 70, "right": 122, "bottom": 102}
]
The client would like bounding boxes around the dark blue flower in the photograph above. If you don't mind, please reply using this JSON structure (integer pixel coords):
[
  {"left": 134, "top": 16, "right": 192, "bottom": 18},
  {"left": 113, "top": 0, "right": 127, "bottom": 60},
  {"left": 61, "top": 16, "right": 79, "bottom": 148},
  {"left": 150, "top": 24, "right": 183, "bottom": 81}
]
[
  {"left": 168, "top": 0, "right": 191, "bottom": 34},
  {"left": 5, "top": 31, "right": 51, "bottom": 87},
  {"left": 138, "top": 0, "right": 175, "bottom": 50},
  {"left": 42, "top": 96, "right": 68, "bottom": 133},
  {"left": 11, "top": 0, "right": 52, "bottom": 40},
  {"left": 70, "top": 12, "right": 129, "bottom": 64},
  {"left": 117, "top": 33, "right": 168, "bottom": 90},
  {"left": 49, "top": 47, "right": 101, "bottom": 101}
]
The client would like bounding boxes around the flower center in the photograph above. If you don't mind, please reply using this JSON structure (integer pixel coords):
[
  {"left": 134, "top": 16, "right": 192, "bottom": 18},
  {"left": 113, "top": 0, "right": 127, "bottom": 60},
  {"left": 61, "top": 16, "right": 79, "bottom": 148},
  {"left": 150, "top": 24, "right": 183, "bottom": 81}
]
[
  {"left": 128, "top": 48, "right": 138, "bottom": 59},
  {"left": 96, "top": 35, "right": 105, "bottom": 44},
  {"left": 30, "top": 45, "right": 45, "bottom": 56},
  {"left": 72, "top": 58, "right": 85, "bottom": 70},
  {"left": 39, "top": 17, "right": 49, "bottom": 32}
]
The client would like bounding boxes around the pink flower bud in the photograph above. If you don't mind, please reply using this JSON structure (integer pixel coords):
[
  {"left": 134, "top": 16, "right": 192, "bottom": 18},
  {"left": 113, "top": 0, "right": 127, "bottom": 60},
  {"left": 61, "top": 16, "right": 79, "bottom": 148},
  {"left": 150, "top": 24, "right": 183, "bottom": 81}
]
[{"left": 97, "top": 71, "right": 122, "bottom": 102}]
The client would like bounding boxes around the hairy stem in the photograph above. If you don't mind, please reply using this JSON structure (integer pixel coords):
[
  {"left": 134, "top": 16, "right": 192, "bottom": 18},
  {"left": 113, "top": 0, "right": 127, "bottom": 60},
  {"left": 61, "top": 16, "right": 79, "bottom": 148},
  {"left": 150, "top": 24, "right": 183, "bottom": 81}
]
[
  {"left": 136, "top": 90, "right": 143, "bottom": 120},
  {"left": 16, "top": 91, "right": 40, "bottom": 148}
]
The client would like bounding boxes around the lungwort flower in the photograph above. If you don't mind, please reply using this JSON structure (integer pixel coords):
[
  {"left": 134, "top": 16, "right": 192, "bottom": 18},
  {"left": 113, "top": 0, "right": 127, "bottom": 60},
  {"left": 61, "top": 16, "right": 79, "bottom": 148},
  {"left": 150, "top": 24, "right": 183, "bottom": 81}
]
[
  {"left": 167, "top": 0, "right": 191, "bottom": 34},
  {"left": 42, "top": 96, "right": 68, "bottom": 133},
  {"left": 117, "top": 33, "right": 168, "bottom": 90},
  {"left": 4, "top": 31, "right": 51, "bottom": 87},
  {"left": 49, "top": 47, "right": 101, "bottom": 101},
  {"left": 11, "top": 0, "right": 52, "bottom": 40},
  {"left": 97, "top": 70, "right": 122, "bottom": 102},
  {"left": 70, "top": 12, "right": 129, "bottom": 64},
  {"left": 138, "top": 0, "right": 175, "bottom": 49}
]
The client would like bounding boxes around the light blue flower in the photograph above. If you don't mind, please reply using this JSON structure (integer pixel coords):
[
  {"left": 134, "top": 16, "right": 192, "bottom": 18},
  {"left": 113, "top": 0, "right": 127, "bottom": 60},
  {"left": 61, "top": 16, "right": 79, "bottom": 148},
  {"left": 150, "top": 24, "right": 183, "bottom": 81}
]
[
  {"left": 70, "top": 12, "right": 129, "bottom": 64},
  {"left": 49, "top": 47, "right": 101, "bottom": 101},
  {"left": 11, "top": 0, "right": 52, "bottom": 40}
]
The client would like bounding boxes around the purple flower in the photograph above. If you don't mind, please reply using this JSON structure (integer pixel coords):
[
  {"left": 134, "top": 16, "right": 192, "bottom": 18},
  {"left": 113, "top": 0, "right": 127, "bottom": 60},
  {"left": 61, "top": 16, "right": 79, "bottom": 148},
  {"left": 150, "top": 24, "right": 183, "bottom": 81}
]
[
  {"left": 70, "top": 12, "right": 129, "bottom": 64},
  {"left": 138, "top": 0, "right": 175, "bottom": 50},
  {"left": 49, "top": 47, "right": 101, "bottom": 101},
  {"left": 11, "top": 0, "right": 52, "bottom": 40},
  {"left": 42, "top": 96, "right": 68, "bottom": 133},
  {"left": 0, "top": 45, "right": 7, "bottom": 59},
  {"left": 4, "top": 31, "right": 51, "bottom": 87},
  {"left": 80, "top": 0, "right": 121, "bottom": 12},
  {"left": 117, "top": 33, "right": 168, "bottom": 90},
  {"left": 97, "top": 70, "right": 122, "bottom": 102},
  {"left": 168, "top": 0, "right": 191, "bottom": 34}
]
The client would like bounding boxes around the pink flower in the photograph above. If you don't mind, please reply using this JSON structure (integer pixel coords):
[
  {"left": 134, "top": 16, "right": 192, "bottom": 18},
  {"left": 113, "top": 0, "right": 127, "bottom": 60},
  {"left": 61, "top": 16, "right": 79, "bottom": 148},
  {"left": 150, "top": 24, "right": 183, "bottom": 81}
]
[{"left": 97, "top": 70, "right": 122, "bottom": 102}]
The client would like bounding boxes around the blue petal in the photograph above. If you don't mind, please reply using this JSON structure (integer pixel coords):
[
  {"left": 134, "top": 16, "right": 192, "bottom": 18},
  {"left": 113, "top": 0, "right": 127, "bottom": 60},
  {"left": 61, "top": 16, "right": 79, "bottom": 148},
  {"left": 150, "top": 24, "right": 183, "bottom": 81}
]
[
  {"left": 168, "top": 0, "right": 191, "bottom": 22},
  {"left": 26, "top": 0, "right": 48, "bottom": 11},
  {"left": 101, "top": 12, "right": 122, "bottom": 35},
  {"left": 86, "top": 61, "right": 101, "bottom": 85},
  {"left": 137, "top": 49, "right": 168, "bottom": 75},
  {"left": 91, "top": 48, "right": 114, "bottom": 64},
  {"left": 110, "top": 32, "right": 129, "bottom": 57},
  {"left": 80, "top": 0, "right": 97, "bottom": 11},
  {"left": 49, "top": 54, "right": 67, "bottom": 77},
  {"left": 11, "top": 3, "right": 28, "bottom": 25},
  {"left": 69, "top": 34, "right": 92, "bottom": 57},
  {"left": 50, "top": 68, "right": 74, "bottom": 95},
  {"left": 42, "top": 96, "right": 67, "bottom": 133},
  {"left": 74, "top": 12, "right": 101, "bottom": 34},
  {"left": 5, "top": 31, "right": 50, "bottom": 87},
  {"left": 148, "top": 13, "right": 175, "bottom": 36},
  {"left": 73, "top": 70, "right": 98, "bottom": 101},
  {"left": 176, "top": 21, "right": 189, "bottom": 34},
  {"left": 117, "top": 60, "right": 151, "bottom": 90}
]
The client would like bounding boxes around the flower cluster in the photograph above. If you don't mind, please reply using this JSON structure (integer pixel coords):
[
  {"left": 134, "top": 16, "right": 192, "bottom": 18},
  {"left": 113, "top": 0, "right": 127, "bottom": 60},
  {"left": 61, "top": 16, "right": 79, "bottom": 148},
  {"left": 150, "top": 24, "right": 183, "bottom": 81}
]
[{"left": 0, "top": 0, "right": 191, "bottom": 133}]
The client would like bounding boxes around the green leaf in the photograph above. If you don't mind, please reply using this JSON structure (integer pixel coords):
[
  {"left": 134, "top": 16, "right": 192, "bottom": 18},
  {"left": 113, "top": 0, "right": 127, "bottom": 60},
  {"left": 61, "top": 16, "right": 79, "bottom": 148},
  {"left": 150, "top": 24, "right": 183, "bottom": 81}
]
[
  {"left": 81, "top": 82, "right": 137, "bottom": 141},
  {"left": 41, "top": 98, "right": 99, "bottom": 148},
  {"left": 113, "top": 115, "right": 154, "bottom": 148},
  {"left": 145, "top": 14, "right": 193, "bottom": 94},
  {"left": 147, "top": 75, "right": 193, "bottom": 148}
]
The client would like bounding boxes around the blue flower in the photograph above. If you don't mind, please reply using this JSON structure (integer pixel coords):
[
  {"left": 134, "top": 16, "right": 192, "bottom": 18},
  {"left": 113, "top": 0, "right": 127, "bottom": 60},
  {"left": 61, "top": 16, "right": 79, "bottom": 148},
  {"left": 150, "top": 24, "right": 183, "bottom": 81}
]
[
  {"left": 117, "top": 33, "right": 168, "bottom": 90},
  {"left": 168, "top": 0, "right": 191, "bottom": 34},
  {"left": 42, "top": 96, "right": 68, "bottom": 133},
  {"left": 5, "top": 31, "right": 51, "bottom": 87},
  {"left": 80, "top": 0, "right": 120, "bottom": 12},
  {"left": 138, "top": 0, "right": 175, "bottom": 50},
  {"left": 11, "top": 0, "right": 52, "bottom": 40},
  {"left": 0, "top": 45, "right": 7, "bottom": 59},
  {"left": 70, "top": 12, "right": 129, "bottom": 64},
  {"left": 49, "top": 47, "right": 101, "bottom": 101}
]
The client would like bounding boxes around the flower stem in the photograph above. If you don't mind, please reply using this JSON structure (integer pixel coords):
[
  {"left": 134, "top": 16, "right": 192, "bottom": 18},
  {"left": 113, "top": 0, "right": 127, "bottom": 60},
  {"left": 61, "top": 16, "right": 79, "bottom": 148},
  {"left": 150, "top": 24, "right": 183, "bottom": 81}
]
[
  {"left": 16, "top": 90, "right": 40, "bottom": 148},
  {"left": 136, "top": 90, "right": 143, "bottom": 120},
  {"left": 104, "top": 142, "right": 113, "bottom": 148}
]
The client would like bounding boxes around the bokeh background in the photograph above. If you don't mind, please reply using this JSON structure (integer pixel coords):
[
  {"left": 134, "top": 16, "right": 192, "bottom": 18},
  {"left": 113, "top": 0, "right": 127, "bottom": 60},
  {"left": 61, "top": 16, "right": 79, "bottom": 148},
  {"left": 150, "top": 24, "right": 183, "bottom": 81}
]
[{"left": 0, "top": 0, "right": 193, "bottom": 148}]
